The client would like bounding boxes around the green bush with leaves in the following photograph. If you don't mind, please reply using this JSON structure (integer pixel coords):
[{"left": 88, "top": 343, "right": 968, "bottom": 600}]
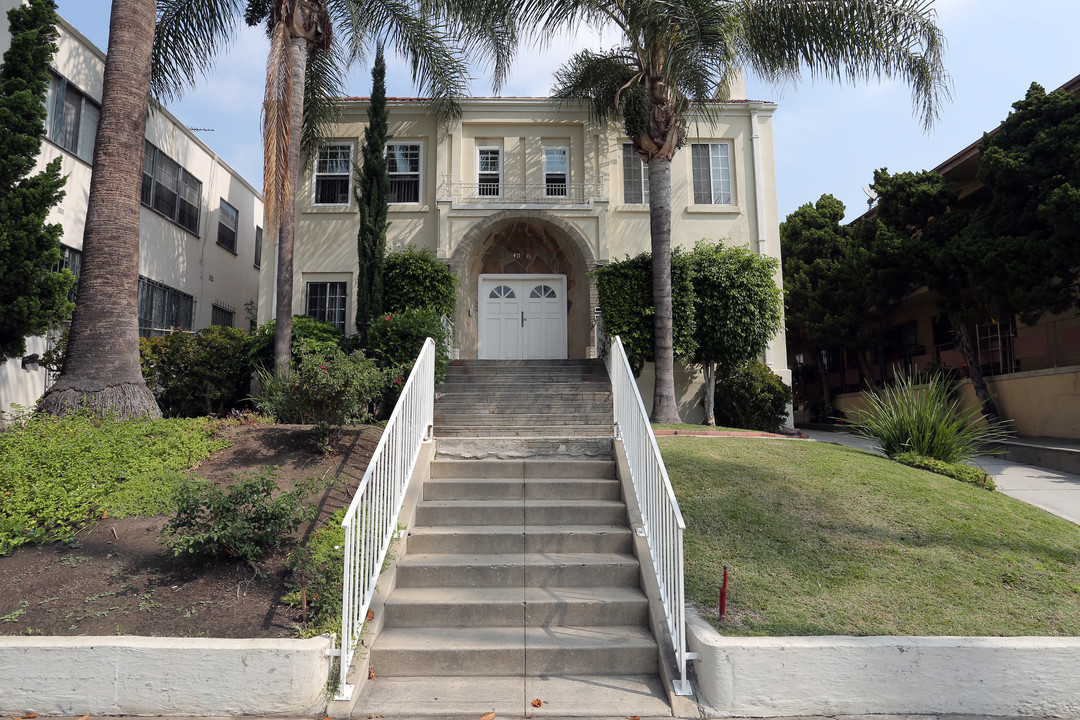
[
  {"left": 592, "top": 249, "right": 696, "bottom": 373},
  {"left": 162, "top": 467, "right": 324, "bottom": 562},
  {"left": 367, "top": 307, "right": 451, "bottom": 386},
  {"left": 248, "top": 315, "right": 343, "bottom": 371},
  {"left": 848, "top": 368, "right": 1012, "bottom": 463},
  {"left": 140, "top": 325, "right": 252, "bottom": 417},
  {"left": 285, "top": 507, "right": 346, "bottom": 637},
  {"left": 0, "top": 413, "right": 228, "bottom": 555},
  {"left": 382, "top": 247, "right": 457, "bottom": 318},
  {"left": 713, "top": 360, "right": 793, "bottom": 433},
  {"left": 254, "top": 340, "right": 386, "bottom": 446},
  {"left": 894, "top": 452, "right": 996, "bottom": 490}
]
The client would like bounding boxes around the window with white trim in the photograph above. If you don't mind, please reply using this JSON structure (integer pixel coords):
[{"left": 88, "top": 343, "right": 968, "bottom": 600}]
[
  {"left": 622, "top": 143, "right": 649, "bottom": 204},
  {"left": 543, "top": 146, "right": 568, "bottom": 197},
  {"left": 313, "top": 143, "right": 351, "bottom": 205},
  {"left": 45, "top": 71, "right": 99, "bottom": 163},
  {"left": 691, "top": 142, "right": 732, "bottom": 205},
  {"left": 477, "top": 147, "right": 502, "bottom": 197},
  {"left": 217, "top": 200, "right": 239, "bottom": 253},
  {"left": 386, "top": 142, "right": 421, "bottom": 203},
  {"left": 141, "top": 141, "right": 202, "bottom": 234},
  {"left": 306, "top": 281, "right": 347, "bottom": 332}
]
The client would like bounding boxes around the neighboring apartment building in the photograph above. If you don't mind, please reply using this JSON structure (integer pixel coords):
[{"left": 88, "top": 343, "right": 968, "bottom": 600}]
[
  {"left": 259, "top": 79, "right": 789, "bottom": 422},
  {"left": 803, "top": 73, "right": 1080, "bottom": 439},
  {"left": 0, "top": 4, "right": 264, "bottom": 419}
]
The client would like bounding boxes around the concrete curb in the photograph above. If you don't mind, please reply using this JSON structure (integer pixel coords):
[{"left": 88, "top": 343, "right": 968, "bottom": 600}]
[
  {"left": 686, "top": 608, "right": 1080, "bottom": 717},
  {"left": 0, "top": 634, "right": 332, "bottom": 717}
]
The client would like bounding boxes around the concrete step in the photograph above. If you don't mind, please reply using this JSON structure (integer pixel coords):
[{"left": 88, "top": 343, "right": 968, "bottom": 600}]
[
  {"left": 433, "top": 437, "right": 615, "bottom": 460},
  {"left": 429, "top": 459, "right": 616, "bottom": 479},
  {"left": 435, "top": 425, "right": 613, "bottom": 438},
  {"left": 435, "top": 413, "right": 612, "bottom": 424},
  {"left": 394, "top": 552, "right": 641, "bottom": 588},
  {"left": 406, "top": 525, "right": 634, "bottom": 554},
  {"left": 370, "top": 625, "right": 658, "bottom": 677},
  {"left": 414, "top": 499, "right": 627, "bottom": 527},
  {"left": 355, "top": 674, "right": 672, "bottom": 717},
  {"left": 423, "top": 477, "right": 622, "bottom": 501},
  {"left": 382, "top": 586, "right": 649, "bottom": 628}
]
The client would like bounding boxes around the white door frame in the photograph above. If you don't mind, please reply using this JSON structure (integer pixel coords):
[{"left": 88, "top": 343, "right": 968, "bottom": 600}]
[{"left": 478, "top": 274, "right": 568, "bottom": 359}]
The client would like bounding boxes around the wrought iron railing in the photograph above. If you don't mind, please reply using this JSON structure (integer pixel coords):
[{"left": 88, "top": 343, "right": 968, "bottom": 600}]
[
  {"left": 438, "top": 174, "right": 605, "bottom": 204},
  {"left": 335, "top": 338, "right": 435, "bottom": 700},
  {"left": 605, "top": 335, "right": 696, "bottom": 696}
]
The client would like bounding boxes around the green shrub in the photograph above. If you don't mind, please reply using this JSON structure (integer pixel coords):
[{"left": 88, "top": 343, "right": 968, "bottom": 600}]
[
  {"left": 382, "top": 248, "right": 457, "bottom": 318},
  {"left": 140, "top": 325, "right": 252, "bottom": 417},
  {"left": 894, "top": 452, "right": 996, "bottom": 490},
  {"left": 366, "top": 307, "right": 451, "bottom": 386},
  {"left": 248, "top": 315, "right": 343, "bottom": 371},
  {"left": 162, "top": 467, "right": 324, "bottom": 562},
  {"left": 848, "top": 368, "right": 1012, "bottom": 463},
  {"left": 285, "top": 508, "right": 346, "bottom": 637},
  {"left": 253, "top": 340, "right": 386, "bottom": 447},
  {"left": 0, "top": 413, "right": 228, "bottom": 555},
  {"left": 713, "top": 360, "right": 793, "bottom": 433}
]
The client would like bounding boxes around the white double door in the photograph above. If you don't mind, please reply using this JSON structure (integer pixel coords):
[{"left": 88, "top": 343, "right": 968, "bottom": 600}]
[{"left": 479, "top": 274, "right": 567, "bottom": 359}]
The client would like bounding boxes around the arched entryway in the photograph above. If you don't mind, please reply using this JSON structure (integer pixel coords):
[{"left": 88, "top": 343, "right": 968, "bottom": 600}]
[{"left": 449, "top": 210, "right": 597, "bottom": 359}]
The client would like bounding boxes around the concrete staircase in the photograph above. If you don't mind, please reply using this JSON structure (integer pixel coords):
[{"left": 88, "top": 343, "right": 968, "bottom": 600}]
[{"left": 434, "top": 359, "right": 613, "bottom": 438}]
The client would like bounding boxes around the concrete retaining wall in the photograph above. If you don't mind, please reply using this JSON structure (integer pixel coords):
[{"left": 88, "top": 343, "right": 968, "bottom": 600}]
[
  {"left": 0, "top": 635, "right": 332, "bottom": 717},
  {"left": 686, "top": 609, "right": 1080, "bottom": 717}
]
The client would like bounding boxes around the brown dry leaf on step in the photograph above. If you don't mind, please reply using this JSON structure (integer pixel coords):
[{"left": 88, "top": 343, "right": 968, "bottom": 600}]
[
  {"left": 368, "top": 666, "right": 375, "bottom": 679},
  {"left": 479, "top": 712, "right": 497, "bottom": 720},
  {"left": 22, "top": 715, "right": 38, "bottom": 719},
  {"left": 626, "top": 716, "right": 642, "bottom": 719},
  {"left": 531, "top": 699, "right": 543, "bottom": 708},
  {"left": 366, "top": 609, "right": 375, "bottom": 621},
  {"left": 74, "top": 716, "right": 89, "bottom": 720}
]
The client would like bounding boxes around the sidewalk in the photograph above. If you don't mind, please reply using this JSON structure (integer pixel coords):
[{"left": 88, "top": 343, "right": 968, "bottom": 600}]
[{"left": 802, "top": 428, "right": 1080, "bottom": 526}]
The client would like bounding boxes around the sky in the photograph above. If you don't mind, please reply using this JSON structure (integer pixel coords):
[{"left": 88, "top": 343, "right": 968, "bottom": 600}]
[{"left": 54, "top": 0, "right": 1080, "bottom": 224}]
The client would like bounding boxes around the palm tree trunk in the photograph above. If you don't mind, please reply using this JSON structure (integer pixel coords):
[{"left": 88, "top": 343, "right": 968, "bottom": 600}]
[
  {"left": 647, "top": 156, "right": 680, "bottom": 423},
  {"left": 39, "top": 0, "right": 160, "bottom": 419},
  {"left": 272, "top": 36, "right": 308, "bottom": 378},
  {"left": 953, "top": 320, "right": 1001, "bottom": 421}
]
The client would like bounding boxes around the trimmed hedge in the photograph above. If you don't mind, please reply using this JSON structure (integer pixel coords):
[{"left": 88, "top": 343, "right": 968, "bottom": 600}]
[{"left": 894, "top": 451, "right": 996, "bottom": 490}]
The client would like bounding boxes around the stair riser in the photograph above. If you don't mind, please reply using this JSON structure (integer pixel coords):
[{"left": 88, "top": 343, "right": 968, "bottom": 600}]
[
  {"left": 415, "top": 504, "right": 626, "bottom": 527},
  {"left": 423, "top": 479, "right": 622, "bottom": 501},
  {"left": 435, "top": 427, "right": 612, "bottom": 438},
  {"left": 429, "top": 460, "right": 616, "bottom": 479},
  {"left": 395, "top": 562, "right": 641, "bottom": 588},
  {"left": 382, "top": 598, "right": 648, "bottom": 628},
  {"left": 406, "top": 530, "right": 633, "bottom": 555},
  {"left": 370, "top": 645, "right": 657, "bottom": 677}
]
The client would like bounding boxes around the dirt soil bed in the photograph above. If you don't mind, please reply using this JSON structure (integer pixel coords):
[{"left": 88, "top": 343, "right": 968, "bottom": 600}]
[{"left": 0, "top": 421, "right": 380, "bottom": 638}]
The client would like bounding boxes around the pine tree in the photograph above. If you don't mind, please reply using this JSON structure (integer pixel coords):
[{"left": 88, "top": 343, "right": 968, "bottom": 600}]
[
  {"left": 354, "top": 45, "right": 388, "bottom": 344},
  {"left": 0, "top": 0, "right": 72, "bottom": 360}
]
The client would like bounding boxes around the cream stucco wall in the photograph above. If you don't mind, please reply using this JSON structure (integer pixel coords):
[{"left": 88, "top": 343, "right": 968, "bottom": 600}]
[
  {"left": 0, "top": 13, "right": 263, "bottom": 419},
  {"left": 267, "top": 97, "right": 790, "bottom": 409}
]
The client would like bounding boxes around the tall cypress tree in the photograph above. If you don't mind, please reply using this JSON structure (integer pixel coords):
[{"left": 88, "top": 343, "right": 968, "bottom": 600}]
[
  {"left": 354, "top": 45, "right": 388, "bottom": 344},
  {"left": 0, "top": 0, "right": 71, "bottom": 360}
]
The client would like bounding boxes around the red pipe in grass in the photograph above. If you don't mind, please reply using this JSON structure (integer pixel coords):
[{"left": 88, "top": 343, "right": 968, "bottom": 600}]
[{"left": 719, "top": 566, "right": 729, "bottom": 622}]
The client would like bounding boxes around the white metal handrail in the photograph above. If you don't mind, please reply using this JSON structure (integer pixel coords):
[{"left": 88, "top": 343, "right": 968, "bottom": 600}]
[
  {"left": 335, "top": 338, "right": 435, "bottom": 700},
  {"left": 605, "top": 336, "right": 695, "bottom": 696}
]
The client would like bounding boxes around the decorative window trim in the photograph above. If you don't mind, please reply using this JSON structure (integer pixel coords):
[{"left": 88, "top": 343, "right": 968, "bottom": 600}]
[
  {"left": 542, "top": 146, "right": 569, "bottom": 198},
  {"left": 621, "top": 143, "right": 649, "bottom": 205},
  {"left": 690, "top": 141, "right": 733, "bottom": 206},
  {"left": 217, "top": 200, "right": 239, "bottom": 254},
  {"left": 312, "top": 142, "right": 353, "bottom": 206},
  {"left": 386, "top": 141, "right": 423, "bottom": 204},
  {"left": 477, "top": 145, "right": 502, "bottom": 198}
]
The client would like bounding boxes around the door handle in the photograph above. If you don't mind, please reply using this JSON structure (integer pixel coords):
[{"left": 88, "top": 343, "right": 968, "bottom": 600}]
[{"left": 521, "top": 311, "right": 525, "bottom": 327}]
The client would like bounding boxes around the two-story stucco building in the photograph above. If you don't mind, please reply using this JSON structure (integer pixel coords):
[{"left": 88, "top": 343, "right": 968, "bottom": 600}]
[
  {"left": 0, "top": 4, "right": 264, "bottom": 419},
  {"left": 259, "top": 78, "right": 789, "bottom": 422}
]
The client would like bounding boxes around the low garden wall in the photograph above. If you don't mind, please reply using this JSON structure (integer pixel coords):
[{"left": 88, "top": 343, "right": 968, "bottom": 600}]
[
  {"left": 0, "top": 635, "right": 332, "bottom": 717},
  {"left": 686, "top": 608, "right": 1080, "bottom": 717}
]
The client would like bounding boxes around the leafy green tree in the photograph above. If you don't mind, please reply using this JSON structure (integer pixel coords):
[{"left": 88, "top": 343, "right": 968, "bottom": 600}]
[
  {"left": 382, "top": 247, "right": 458, "bottom": 318},
  {"left": 688, "top": 240, "right": 782, "bottom": 426},
  {"left": 543, "top": 0, "right": 949, "bottom": 422},
  {"left": 354, "top": 45, "right": 388, "bottom": 344},
  {"left": 0, "top": 0, "right": 72, "bottom": 360}
]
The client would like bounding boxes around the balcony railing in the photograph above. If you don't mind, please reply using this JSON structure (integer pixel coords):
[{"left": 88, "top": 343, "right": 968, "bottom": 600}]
[{"left": 438, "top": 174, "right": 605, "bottom": 204}]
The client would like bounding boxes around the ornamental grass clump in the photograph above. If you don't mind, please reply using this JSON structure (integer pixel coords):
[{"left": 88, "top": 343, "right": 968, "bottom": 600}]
[{"left": 849, "top": 368, "right": 1012, "bottom": 463}]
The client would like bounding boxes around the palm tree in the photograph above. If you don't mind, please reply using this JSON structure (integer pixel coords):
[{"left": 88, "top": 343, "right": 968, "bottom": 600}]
[
  {"left": 152, "top": 0, "right": 517, "bottom": 376},
  {"left": 39, "top": 0, "right": 162, "bottom": 418},
  {"left": 540, "top": 0, "right": 949, "bottom": 422}
]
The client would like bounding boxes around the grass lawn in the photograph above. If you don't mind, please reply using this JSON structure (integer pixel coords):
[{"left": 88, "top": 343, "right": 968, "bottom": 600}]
[{"left": 662, "top": 436, "right": 1080, "bottom": 637}]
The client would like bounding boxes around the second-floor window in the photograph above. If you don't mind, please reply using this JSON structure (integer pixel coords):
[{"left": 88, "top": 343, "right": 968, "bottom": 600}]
[
  {"left": 253, "top": 226, "right": 263, "bottom": 269},
  {"left": 217, "top": 200, "right": 239, "bottom": 253},
  {"left": 543, "top": 146, "right": 568, "bottom": 197},
  {"left": 478, "top": 147, "right": 501, "bottom": 197},
  {"left": 622, "top": 143, "right": 649, "bottom": 204},
  {"left": 691, "top": 142, "right": 732, "bottom": 205},
  {"left": 387, "top": 142, "right": 421, "bottom": 203},
  {"left": 313, "top": 143, "right": 351, "bottom": 204},
  {"left": 142, "top": 141, "right": 202, "bottom": 234},
  {"left": 45, "top": 71, "right": 99, "bottom": 163}
]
